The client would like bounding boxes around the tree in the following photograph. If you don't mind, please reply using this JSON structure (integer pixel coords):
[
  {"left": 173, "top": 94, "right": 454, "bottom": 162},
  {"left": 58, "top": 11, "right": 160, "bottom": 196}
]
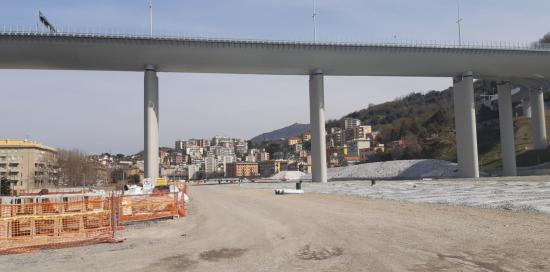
[
  {"left": 302, "top": 140, "right": 311, "bottom": 151},
  {"left": 57, "top": 149, "right": 97, "bottom": 187},
  {"left": 1, "top": 177, "right": 11, "bottom": 196}
]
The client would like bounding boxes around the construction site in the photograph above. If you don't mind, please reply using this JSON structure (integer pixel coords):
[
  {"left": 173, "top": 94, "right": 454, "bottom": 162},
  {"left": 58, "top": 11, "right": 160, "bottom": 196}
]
[
  {"left": 0, "top": 178, "right": 548, "bottom": 272},
  {"left": 0, "top": 184, "right": 188, "bottom": 256}
]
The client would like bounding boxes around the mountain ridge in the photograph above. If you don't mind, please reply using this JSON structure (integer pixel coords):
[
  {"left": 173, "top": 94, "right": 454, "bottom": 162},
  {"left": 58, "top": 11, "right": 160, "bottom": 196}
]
[{"left": 250, "top": 123, "right": 310, "bottom": 144}]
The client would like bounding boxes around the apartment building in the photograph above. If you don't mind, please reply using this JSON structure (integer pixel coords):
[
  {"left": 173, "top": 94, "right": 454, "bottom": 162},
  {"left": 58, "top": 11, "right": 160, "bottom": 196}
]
[
  {"left": 0, "top": 139, "right": 58, "bottom": 193},
  {"left": 287, "top": 136, "right": 302, "bottom": 146},
  {"left": 343, "top": 118, "right": 361, "bottom": 130},
  {"left": 226, "top": 162, "right": 259, "bottom": 178}
]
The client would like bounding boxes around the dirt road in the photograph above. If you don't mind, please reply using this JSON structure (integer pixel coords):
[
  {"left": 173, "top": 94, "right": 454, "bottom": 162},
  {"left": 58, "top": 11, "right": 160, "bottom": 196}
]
[{"left": 3, "top": 185, "right": 550, "bottom": 271}]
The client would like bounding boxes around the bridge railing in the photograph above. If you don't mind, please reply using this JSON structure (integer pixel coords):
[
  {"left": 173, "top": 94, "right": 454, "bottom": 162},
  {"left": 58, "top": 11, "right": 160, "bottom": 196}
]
[{"left": 1, "top": 24, "right": 550, "bottom": 51}]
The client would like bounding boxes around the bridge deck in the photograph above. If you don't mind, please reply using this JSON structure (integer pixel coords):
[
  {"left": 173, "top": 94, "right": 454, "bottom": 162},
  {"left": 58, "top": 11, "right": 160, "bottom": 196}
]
[{"left": 1, "top": 32, "right": 550, "bottom": 79}]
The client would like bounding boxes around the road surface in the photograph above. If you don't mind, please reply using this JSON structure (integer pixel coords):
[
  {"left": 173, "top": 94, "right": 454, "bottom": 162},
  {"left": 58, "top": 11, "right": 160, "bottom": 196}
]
[{"left": 2, "top": 185, "right": 550, "bottom": 271}]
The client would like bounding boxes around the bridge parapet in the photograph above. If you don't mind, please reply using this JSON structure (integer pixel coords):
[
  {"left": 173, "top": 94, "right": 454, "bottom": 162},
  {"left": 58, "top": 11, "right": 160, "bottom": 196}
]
[{"left": 2, "top": 24, "right": 550, "bottom": 52}]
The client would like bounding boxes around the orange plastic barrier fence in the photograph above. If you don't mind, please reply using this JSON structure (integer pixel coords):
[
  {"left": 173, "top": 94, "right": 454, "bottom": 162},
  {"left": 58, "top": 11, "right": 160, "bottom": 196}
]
[
  {"left": 0, "top": 186, "right": 188, "bottom": 254},
  {"left": 0, "top": 195, "right": 118, "bottom": 254},
  {"left": 118, "top": 192, "right": 182, "bottom": 224}
]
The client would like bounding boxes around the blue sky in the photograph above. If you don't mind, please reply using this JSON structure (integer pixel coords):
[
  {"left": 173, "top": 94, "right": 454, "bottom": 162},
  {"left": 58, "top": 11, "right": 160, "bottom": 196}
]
[{"left": 1, "top": 0, "right": 549, "bottom": 154}]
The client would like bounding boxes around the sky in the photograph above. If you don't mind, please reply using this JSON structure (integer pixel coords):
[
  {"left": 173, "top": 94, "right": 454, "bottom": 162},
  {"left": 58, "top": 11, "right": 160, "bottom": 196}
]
[{"left": 1, "top": 0, "right": 549, "bottom": 154}]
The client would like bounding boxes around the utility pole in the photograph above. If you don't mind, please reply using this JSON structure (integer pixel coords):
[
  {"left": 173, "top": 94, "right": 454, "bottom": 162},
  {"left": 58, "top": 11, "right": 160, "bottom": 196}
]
[
  {"left": 149, "top": 0, "right": 153, "bottom": 36},
  {"left": 456, "top": 0, "right": 463, "bottom": 46},
  {"left": 312, "top": 0, "right": 318, "bottom": 42}
]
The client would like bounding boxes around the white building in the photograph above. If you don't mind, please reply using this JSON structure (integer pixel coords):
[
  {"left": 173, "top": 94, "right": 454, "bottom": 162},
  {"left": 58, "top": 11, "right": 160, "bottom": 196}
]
[
  {"left": 344, "top": 118, "right": 361, "bottom": 130},
  {"left": 204, "top": 155, "right": 217, "bottom": 175}
]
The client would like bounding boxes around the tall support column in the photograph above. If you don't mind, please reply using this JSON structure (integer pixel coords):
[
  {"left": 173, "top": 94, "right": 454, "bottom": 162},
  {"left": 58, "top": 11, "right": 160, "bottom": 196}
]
[
  {"left": 309, "top": 69, "right": 328, "bottom": 183},
  {"left": 144, "top": 66, "right": 159, "bottom": 180},
  {"left": 522, "top": 98, "right": 532, "bottom": 118},
  {"left": 497, "top": 82, "right": 517, "bottom": 176},
  {"left": 530, "top": 89, "right": 547, "bottom": 150},
  {"left": 453, "top": 72, "right": 479, "bottom": 178}
]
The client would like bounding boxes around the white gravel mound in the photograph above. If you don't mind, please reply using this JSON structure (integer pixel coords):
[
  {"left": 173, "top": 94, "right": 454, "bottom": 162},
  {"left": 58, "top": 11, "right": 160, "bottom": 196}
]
[
  {"left": 244, "top": 178, "right": 550, "bottom": 214},
  {"left": 307, "top": 159, "right": 458, "bottom": 180},
  {"left": 268, "top": 171, "right": 307, "bottom": 181}
]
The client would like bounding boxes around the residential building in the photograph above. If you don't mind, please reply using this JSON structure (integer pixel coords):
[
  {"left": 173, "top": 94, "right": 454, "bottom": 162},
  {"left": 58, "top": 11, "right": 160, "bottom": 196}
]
[
  {"left": 175, "top": 140, "right": 187, "bottom": 151},
  {"left": 0, "top": 139, "right": 58, "bottom": 193},
  {"left": 226, "top": 162, "right": 259, "bottom": 178},
  {"left": 170, "top": 152, "right": 184, "bottom": 165},
  {"left": 272, "top": 151, "right": 285, "bottom": 160},
  {"left": 302, "top": 131, "right": 312, "bottom": 141},
  {"left": 348, "top": 139, "right": 372, "bottom": 156},
  {"left": 245, "top": 154, "right": 257, "bottom": 163},
  {"left": 287, "top": 136, "right": 302, "bottom": 146},
  {"left": 344, "top": 118, "right": 361, "bottom": 130},
  {"left": 259, "top": 150, "right": 270, "bottom": 161},
  {"left": 218, "top": 155, "right": 235, "bottom": 175},
  {"left": 186, "top": 164, "right": 201, "bottom": 180},
  {"left": 343, "top": 126, "right": 370, "bottom": 142},
  {"left": 204, "top": 155, "right": 217, "bottom": 175},
  {"left": 185, "top": 146, "right": 204, "bottom": 160},
  {"left": 328, "top": 131, "right": 344, "bottom": 147},
  {"left": 294, "top": 143, "right": 303, "bottom": 153},
  {"left": 235, "top": 144, "right": 248, "bottom": 156}
]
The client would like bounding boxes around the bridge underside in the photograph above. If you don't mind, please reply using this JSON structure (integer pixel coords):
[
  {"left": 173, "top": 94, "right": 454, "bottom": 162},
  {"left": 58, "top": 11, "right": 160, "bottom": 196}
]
[{"left": 2, "top": 33, "right": 550, "bottom": 180}]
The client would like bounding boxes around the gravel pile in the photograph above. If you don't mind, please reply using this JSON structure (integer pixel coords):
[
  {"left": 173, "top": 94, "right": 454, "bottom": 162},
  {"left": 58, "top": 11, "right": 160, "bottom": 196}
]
[
  {"left": 244, "top": 178, "right": 550, "bottom": 214},
  {"left": 305, "top": 159, "right": 458, "bottom": 180},
  {"left": 268, "top": 171, "right": 307, "bottom": 181}
]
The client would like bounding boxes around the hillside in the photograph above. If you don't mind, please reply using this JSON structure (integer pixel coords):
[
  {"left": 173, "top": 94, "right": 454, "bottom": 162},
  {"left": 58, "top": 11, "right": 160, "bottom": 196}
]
[
  {"left": 326, "top": 80, "right": 550, "bottom": 169},
  {"left": 250, "top": 123, "right": 310, "bottom": 144}
]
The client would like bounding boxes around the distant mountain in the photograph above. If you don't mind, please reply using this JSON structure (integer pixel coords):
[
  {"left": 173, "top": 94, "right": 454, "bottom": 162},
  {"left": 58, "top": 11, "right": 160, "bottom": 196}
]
[{"left": 250, "top": 123, "right": 310, "bottom": 144}]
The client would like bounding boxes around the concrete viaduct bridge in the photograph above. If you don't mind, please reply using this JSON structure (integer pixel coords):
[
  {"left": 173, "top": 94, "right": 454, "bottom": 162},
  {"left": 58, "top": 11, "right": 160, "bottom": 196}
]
[{"left": 2, "top": 30, "right": 550, "bottom": 182}]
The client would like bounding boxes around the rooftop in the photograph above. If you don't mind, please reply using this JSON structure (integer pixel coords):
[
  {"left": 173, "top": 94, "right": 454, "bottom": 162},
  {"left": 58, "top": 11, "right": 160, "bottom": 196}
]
[{"left": 0, "top": 139, "right": 57, "bottom": 153}]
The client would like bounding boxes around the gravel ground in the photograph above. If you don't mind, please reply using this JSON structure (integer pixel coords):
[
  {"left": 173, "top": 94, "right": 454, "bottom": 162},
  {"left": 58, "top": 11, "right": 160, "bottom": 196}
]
[
  {"left": 246, "top": 176, "right": 550, "bottom": 213},
  {"left": 2, "top": 184, "right": 550, "bottom": 271},
  {"left": 303, "top": 159, "right": 459, "bottom": 180}
]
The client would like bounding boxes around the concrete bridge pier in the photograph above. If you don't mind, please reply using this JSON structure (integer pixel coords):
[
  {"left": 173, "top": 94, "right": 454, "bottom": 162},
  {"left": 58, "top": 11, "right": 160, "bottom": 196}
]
[
  {"left": 309, "top": 69, "right": 328, "bottom": 183},
  {"left": 530, "top": 89, "right": 547, "bottom": 150},
  {"left": 144, "top": 65, "right": 159, "bottom": 181},
  {"left": 453, "top": 72, "right": 480, "bottom": 178},
  {"left": 497, "top": 81, "right": 517, "bottom": 176},
  {"left": 522, "top": 98, "right": 532, "bottom": 118}
]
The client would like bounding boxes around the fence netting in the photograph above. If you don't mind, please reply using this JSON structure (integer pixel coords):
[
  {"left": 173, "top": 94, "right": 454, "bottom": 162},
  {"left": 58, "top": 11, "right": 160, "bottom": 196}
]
[{"left": 0, "top": 185, "right": 188, "bottom": 255}]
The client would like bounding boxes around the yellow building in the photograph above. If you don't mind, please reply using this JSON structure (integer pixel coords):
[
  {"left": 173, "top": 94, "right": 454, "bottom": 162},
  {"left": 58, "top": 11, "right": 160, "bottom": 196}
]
[
  {"left": 0, "top": 139, "right": 58, "bottom": 193},
  {"left": 226, "top": 162, "right": 259, "bottom": 178},
  {"left": 287, "top": 136, "right": 302, "bottom": 146}
]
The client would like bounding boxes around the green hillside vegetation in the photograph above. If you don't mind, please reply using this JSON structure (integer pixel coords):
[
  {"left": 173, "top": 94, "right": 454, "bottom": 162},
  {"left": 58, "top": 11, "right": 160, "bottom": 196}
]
[{"left": 327, "top": 80, "right": 550, "bottom": 170}]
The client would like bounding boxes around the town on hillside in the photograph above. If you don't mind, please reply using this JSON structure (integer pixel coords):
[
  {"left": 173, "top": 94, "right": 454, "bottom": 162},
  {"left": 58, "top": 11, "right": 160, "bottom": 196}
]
[{"left": 0, "top": 118, "right": 389, "bottom": 194}]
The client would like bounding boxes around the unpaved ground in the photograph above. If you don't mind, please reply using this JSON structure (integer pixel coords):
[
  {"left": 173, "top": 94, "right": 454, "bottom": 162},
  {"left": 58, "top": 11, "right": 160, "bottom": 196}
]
[
  {"left": 2, "top": 185, "right": 550, "bottom": 271},
  {"left": 246, "top": 176, "right": 550, "bottom": 213}
]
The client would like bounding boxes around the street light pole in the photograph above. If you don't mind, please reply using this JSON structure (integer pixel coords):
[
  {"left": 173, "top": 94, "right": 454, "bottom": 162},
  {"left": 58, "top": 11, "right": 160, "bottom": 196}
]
[
  {"left": 312, "top": 0, "right": 318, "bottom": 42},
  {"left": 456, "top": 0, "right": 463, "bottom": 46},
  {"left": 149, "top": 0, "right": 153, "bottom": 36}
]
